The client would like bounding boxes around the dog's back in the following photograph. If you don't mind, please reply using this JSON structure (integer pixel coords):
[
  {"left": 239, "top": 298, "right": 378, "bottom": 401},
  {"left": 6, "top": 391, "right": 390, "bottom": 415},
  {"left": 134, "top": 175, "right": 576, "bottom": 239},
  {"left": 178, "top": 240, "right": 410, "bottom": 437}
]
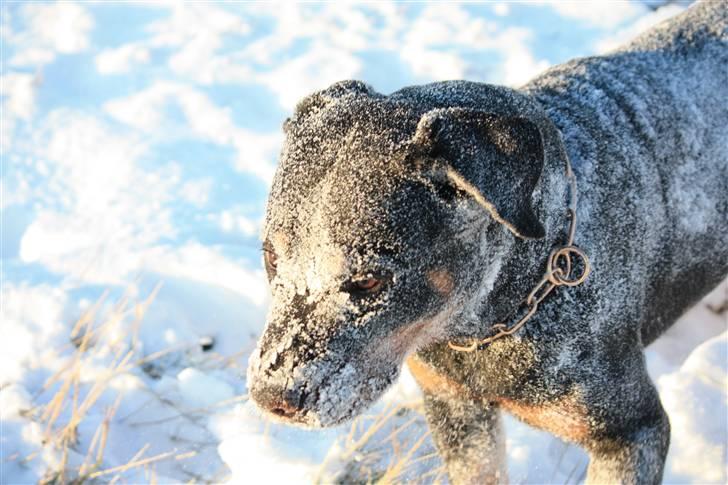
[{"left": 524, "top": 0, "right": 728, "bottom": 344}]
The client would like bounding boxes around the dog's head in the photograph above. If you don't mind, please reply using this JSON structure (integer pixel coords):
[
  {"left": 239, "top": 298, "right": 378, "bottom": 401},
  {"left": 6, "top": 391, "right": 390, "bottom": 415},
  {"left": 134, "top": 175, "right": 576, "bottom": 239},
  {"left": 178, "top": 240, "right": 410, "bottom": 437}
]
[{"left": 247, "top": 80, "right": 546, "bottom": 427}]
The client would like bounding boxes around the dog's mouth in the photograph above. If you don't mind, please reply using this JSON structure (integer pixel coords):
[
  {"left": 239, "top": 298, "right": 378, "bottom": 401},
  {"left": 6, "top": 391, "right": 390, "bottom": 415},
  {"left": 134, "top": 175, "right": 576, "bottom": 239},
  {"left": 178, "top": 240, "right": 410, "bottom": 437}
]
[
  {"left": 247, "top": 306, "right": 450, "bottom": 428},
  {"left": 247, "top": 342, "right": 401, "bottom": 428}
]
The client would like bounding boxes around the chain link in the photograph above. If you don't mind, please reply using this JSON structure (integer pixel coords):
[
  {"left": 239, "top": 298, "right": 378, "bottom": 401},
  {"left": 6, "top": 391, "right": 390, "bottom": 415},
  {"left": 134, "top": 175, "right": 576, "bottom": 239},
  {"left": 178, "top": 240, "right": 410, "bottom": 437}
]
[{"left": 448, "top": 166, "right": 591, "bottom": 353}]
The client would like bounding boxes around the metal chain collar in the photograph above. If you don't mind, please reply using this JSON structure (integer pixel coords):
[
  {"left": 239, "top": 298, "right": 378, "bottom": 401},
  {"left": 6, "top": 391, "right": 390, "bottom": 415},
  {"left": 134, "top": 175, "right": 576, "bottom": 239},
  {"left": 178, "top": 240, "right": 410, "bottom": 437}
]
[{"left": 448, "top": 158, "right": 592, "bottom": 353}]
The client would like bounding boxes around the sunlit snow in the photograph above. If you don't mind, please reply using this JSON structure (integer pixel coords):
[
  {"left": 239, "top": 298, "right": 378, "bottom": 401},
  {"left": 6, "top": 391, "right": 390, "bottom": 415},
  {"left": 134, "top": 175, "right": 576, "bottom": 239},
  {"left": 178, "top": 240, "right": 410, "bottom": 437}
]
[{"left": 1, "top": 1, "right": 724, "bottom": 483}]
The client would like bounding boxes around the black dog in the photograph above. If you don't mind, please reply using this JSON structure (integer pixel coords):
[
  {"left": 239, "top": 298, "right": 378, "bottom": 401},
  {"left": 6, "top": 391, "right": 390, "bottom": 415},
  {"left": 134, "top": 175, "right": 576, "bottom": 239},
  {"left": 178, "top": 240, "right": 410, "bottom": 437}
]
[{"left": 248, "top": 2, "right": 727, "bottom": 483}]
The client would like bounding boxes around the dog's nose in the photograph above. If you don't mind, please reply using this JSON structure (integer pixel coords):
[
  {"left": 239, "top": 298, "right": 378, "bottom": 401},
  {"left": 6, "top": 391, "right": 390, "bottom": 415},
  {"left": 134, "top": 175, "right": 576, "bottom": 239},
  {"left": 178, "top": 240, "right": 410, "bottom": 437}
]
[
  {"left": 250, "top": 382, "right": 307, "bottom": 421},
  {"left": 269, "top": 398, "right": 301, "bottom": 419}
]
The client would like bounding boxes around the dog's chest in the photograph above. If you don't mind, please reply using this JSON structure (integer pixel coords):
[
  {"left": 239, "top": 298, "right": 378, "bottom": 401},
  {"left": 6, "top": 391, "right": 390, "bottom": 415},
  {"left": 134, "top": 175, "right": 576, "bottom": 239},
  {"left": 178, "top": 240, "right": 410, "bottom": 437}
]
[
  {"left": 408, "top": 352, "right": 592, "bottom": 444},
  {"left": 497, "top": 395, "right": 591, "bottom": 443}
]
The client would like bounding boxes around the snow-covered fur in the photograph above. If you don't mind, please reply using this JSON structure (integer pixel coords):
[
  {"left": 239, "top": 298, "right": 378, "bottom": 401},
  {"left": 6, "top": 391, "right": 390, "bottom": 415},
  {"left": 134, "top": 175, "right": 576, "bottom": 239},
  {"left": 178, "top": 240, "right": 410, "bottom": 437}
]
[{"left": 248, "top": 2, "right": 727, "bottom": 483}]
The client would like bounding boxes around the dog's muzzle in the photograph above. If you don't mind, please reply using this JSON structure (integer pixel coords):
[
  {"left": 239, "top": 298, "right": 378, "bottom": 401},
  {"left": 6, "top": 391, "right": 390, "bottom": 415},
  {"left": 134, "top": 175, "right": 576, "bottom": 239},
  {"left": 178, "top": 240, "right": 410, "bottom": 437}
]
[{"left": 249, "top": 379, "right": 310, "bottom": 423}]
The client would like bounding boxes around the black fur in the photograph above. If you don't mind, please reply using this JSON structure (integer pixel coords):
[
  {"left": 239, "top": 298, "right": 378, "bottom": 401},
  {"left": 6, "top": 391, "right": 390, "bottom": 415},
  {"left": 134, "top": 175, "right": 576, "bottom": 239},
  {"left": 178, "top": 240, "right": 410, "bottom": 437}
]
[{"left": 248, "top": 3, "right": 727, "bottom": 483}]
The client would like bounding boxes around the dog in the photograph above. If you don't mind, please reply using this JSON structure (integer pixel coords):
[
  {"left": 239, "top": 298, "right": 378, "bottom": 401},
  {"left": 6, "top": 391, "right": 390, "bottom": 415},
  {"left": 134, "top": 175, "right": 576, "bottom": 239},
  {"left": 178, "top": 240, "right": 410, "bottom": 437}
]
[{"left": 247, "top": 2, "right": 727, "bottom": 483}]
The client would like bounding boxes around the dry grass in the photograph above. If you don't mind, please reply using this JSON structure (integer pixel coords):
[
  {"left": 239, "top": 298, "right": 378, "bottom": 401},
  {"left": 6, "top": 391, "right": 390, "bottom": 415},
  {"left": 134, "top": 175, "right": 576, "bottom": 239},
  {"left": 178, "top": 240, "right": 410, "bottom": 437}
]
[
  {"left": 7, "top": 285, "right": 243, "bottom": 484},
  {"left": 313, "top": 393, "right": 594, "bottom": 485},
  {"left": 5, "top": 278, "right": 613, "bottom": 484},
  {"left": 315, "top": 400, "right": 444, "bottom": 485}
]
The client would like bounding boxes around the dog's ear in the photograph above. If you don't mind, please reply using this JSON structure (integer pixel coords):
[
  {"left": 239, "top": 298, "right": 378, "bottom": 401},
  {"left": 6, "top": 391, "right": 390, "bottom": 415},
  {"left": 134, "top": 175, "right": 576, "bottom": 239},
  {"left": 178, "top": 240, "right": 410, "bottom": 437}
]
[{"left": 412, "top": 108, "right": 545, "bottom": 240}]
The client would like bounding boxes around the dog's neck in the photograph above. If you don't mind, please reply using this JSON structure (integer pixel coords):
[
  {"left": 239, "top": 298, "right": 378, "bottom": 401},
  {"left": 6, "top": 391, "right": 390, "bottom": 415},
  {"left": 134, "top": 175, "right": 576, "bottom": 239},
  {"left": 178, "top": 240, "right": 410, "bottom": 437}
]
[{"left": 455, "top": 113, "right": 574, "bottom": 341}]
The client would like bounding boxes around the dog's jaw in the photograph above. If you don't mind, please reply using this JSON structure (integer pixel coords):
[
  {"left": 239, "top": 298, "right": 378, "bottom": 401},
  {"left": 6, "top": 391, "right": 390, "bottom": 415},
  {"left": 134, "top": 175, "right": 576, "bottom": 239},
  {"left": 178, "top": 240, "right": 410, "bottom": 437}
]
[
  {"left": 247, "top": 289, "right": 457, "bottom": 428},
  {"left": 247, "top": 339, "right": 402, "bottom": 427}
]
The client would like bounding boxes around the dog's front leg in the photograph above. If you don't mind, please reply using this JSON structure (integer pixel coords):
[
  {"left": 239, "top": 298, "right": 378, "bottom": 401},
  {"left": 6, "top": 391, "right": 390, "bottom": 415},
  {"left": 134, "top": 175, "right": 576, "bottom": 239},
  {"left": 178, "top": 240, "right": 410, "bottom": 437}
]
[
  {"left": 422, "top": 391, "right": 507, "bottom": 485},
  {"left": 583, "top": 362, "right": 671, "bottom": 485}
]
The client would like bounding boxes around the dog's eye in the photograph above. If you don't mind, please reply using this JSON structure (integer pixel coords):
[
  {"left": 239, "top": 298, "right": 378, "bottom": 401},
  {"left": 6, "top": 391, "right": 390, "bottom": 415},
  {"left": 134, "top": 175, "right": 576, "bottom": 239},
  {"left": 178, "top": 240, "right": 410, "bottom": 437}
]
[
  {"left": 344, "top": 274, "right": 388, "bottom": 296},
  {"left": 262, "top": 245, "right": 277, "bottom": 281},
  {"left": 354, "top": 278, "right": 380, "bottom": 291}
]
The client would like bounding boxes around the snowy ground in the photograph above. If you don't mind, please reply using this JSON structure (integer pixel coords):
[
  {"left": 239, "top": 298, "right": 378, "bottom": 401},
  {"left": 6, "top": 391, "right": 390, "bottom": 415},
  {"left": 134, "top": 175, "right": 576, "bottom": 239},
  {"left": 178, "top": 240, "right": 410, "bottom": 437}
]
[{"left": 1, "top": 1, "right": 725, "bottom": 484}]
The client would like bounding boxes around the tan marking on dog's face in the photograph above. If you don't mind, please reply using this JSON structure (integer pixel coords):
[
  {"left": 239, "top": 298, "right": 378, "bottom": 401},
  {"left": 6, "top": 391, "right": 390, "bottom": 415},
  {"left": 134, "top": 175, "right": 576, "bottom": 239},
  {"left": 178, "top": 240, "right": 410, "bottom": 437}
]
[
  {"left": 385, "top": 318, "right": 440, "bottom": 361},
  {"left": 389, "top": 321, "right": 427, "bottom": 357},
  {"left": 379, "top": 305, "right": 454, "bottom": 366},
  {"left": 498, "top": 391, "right": 591, "bottom": 443},
  {"left": 427, "top": 269, "right": 455, "bottom": 297},
  {"left": 269, "top": 231, "right": 290, "bottom": 255}
]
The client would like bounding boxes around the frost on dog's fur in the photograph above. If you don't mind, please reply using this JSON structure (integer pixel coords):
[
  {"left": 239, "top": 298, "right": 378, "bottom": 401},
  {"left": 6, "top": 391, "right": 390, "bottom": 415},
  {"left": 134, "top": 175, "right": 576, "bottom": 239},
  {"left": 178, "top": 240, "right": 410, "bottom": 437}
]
[
  {"left": 246, "top": 79, "right": 551, "bottom": 426},
  {"left": 249, "top": 2, "right": 727, "bottom": 482}
]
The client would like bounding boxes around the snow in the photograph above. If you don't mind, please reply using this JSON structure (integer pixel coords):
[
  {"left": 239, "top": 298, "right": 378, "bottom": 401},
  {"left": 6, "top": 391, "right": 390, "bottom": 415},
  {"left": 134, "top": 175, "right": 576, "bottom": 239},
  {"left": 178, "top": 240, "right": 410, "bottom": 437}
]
[
  {"left": 1, "top": 1, "right": 725, "bottom": 483},
  {"left": 658, "top": 332, "right": 727, "bottom": 483},
  {"left": 596, "top": 4, "right": 687, "bottom": 52},
  {"left": 177, "top": 368, "right": 234, "bottom": 408},
  {"left": 534, "top": 0, "right": 643, "bottom": 28},
  {"left": 215, "top": 403, "right": 342, "bottom": 484},
  {"left": 6, "top": 2, "right": 93, "bottom": 67}
]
